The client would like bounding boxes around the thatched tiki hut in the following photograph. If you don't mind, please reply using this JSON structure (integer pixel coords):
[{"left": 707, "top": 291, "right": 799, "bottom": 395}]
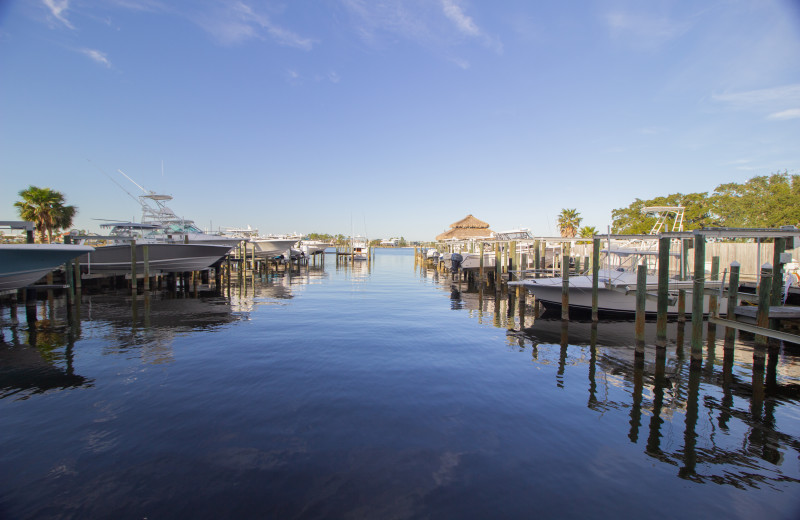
[{"left": 436, "top": 214, "right": 494, "bottom": 241}]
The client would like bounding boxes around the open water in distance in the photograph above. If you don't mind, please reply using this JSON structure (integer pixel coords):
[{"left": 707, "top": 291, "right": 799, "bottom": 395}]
[{"left": 1, "top": 248, "right": 799, "bottom": 519}]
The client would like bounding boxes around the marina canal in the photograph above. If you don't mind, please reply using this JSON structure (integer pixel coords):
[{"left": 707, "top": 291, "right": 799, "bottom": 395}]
[{"left": 1, "top": 248, "right": 799, "bottom": 519}]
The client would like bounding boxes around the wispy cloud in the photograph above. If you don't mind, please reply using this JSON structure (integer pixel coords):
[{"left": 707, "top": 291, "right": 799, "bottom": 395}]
[
  {"left": 196, "top": 2, "right": 314, "bottom": 49},
  {"left": 768, "top": 108, "right": 800, "bottom": 120},
  {"left": 441, "top": 0, "right": 502, "bottom": 53},
  {"left": 441, "top": 0, "right": 479, "bottom": 37},
  {"left": 81, "top": 48, "right": 112, "bottom": 67},
  {"left": 43, "top": 0, "right": 74, "bottom": 29},
  {"left": 604, "top": 11, "right": 692, "bottom": 50},
  {"left": 712, "top": 84, "right": 800, "bottom": 120},
  {"left": 341, "top": 0, "right": 501, "bottom": 65}
]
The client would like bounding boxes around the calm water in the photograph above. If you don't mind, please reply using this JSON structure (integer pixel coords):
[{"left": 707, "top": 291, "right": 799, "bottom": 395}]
[{"left": 2, "top": 248, "right": 799, "bottom": 519}]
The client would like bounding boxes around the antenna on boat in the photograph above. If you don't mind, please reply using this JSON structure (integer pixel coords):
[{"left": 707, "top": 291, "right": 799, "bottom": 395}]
[
  {"left": 117, "top": 169, "right": 149, "bottom": 194},
  {"left": 87, "top": 159, "right": 140, "bottom": 205}
]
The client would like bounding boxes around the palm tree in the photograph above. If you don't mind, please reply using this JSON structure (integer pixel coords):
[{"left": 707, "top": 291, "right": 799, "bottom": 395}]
[
  {"left": 579, "top": 225, "right": 598, "bottom": 238},
  {"left": 557, "top": 208, "right": 582, "bottom": 238},
  {"left": 14, "top": 186, "right": 77, "bottom": 243}
]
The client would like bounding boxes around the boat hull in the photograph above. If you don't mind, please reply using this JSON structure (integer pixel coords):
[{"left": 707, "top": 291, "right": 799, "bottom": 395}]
[
  {"left": 251, "top": 239, "right": 298, "bottom": 258},
  {"left": 0, "top": 244, "right": 95, "bottom": 291},
  {"left": 79, "top": 243, "right": 231, "bottom": 275},
  {"left": 510, "top": 274, "right": 726, "bottom": 318}
]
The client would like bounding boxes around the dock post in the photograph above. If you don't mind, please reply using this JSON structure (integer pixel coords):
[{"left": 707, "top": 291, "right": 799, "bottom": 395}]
[
  {"left": 143, "top": 244, "right": 150, "bottom": 291},
  {"left": 533, "top": 240, "right": 541, "bottom": 279},
  {"left": 690, "top": 232, "right": 705, "bottom": 357},
  {"left": 707, "top": 255, "right": 720, "bottom": 328},
  {"left": 635, "top": 263, "right": 647, "bottom": 347},
  {"left": 755, "top": 263, "right": 773, "bottom": 348},
  {"left": 494, "top": 243, "right": 501, "bottom": 287},
  {"left": 770, "top": 238, "right": 786, "bottom": 330},
  {"left": 656, "top": 236, "right": 670, "bottom": 346},
  {"left": 725, "top": 262, "right": 740, "bottom": 342},
  {"left": 130, "top": 240, "right": 137, "bottom": 293},
  {"left": 591, "top": 238, "right": 600, "bottom": 322},
  {"left": 561, "top": 242, "right": 570, "bottom": 320},
  {"left": 479, "top": 243, "right": 484, "bottom": 282},
  {"left": 63, "top": 236, "right": 75, "bottom": 303},
  {"left": 510, "top": 241, "right": 517, "bottom": 281}
]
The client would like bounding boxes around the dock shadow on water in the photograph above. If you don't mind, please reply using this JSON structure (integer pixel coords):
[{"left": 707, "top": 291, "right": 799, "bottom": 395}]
[{"left": 1, "top": 250, "right": 799, "bottom": 519}]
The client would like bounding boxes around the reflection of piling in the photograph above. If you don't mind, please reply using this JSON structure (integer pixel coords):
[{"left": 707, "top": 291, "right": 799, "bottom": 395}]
[{"left": 679, "top": 359, "right": 702, "bottom": 479}]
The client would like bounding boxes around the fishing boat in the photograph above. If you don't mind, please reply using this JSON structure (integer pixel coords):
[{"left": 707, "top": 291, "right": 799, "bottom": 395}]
[
  {"left": 441, "top": 251, "right": 496, "bottom": 272},
  {"left": 0, "top": 243, "right": 95, "bottom": 291},
  {"left": 351, "top": 235, "right": 369, "bottom": 260},
  {"left": 75, "top": 223, "right": 232, "bottom": 275},
  {"left": 251, "top": 235, "right": 302, "bottom": 259}
]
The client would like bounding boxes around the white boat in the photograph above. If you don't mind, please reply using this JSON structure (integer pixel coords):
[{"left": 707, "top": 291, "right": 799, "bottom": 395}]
[
  {"left": 251, "top": 236, "right": 300, "bottom": 259},
  {"left": 426, "top": 248, "right": 440, "bottom": 261},
  {"left": 509, "top": 263, "right": 726, "bottom": 319},
  {"left": 441, "top": 251, "right": 496, "bottom": 271},
  {"left": 75, "top": 222, "right": 232, "bottom": 275},
  {"left": 298, "top": 240, "right": 328, "bottom": 256},
  {"left": 0, "top": 243, "right": 95, "bottom": 291},
  {"left": 350, "top": 235, "right": 369, "bottom": 260},
  {"left": 116, "top": 169, "right": 243, "bottom": 249},
  {"left": 79, "top": 242, "right": 232, "bottom": 275}
]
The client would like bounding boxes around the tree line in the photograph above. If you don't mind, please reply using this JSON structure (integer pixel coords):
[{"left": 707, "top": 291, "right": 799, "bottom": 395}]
[
  {"left": 610, "top": 171, "right": 799, "bottom": 234},
  {"left": 556, "top": 171, "right": 798, "bottom": 237}
]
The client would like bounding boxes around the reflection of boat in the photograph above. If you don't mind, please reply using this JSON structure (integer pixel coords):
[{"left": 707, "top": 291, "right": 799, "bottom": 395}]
[{"left": 0, "top": 243, "right": 95, "bottom": 291}]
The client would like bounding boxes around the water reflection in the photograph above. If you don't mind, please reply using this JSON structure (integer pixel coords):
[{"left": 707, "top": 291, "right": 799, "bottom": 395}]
[
  {"left": 422, "top": 266, "right": 800, "bottom": 491},
  {"left": 0, "top": 266, "right": 328, "bottom": 397},
  {"left": 0, "top": 298, "right": 92, "bottom": 399}
]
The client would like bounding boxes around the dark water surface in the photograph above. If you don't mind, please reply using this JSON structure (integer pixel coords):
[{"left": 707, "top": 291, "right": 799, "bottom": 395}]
[{"left": 2, "top": 249, "right": 799, "bottom": 519}]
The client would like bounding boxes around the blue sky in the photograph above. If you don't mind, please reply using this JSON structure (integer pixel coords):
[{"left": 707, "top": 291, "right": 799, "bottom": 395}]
[{"left": 1, "top": 0, "right": 799, "bottom": 240}]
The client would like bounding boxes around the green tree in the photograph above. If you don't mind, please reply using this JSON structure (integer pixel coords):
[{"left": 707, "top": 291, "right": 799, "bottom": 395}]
[
  {"left": 14, "top": 186, "right": 77, "bottom": 243},
  {"left": 712, "top": 171, "right": 800, "bottom": 228},
  {"left": 579, "top": 226, "right": 598, "bottom": 238},
  {"left": 557, "top": 209, "right": 582, "bottom": 237},
  {"left": 611, "top": 193, "right": 717, "bottom": 234}
]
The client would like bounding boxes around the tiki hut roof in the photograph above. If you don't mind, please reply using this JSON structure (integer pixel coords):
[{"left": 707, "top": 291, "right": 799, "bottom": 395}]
[
  {"left": 450, "top": 214, "right": 489, "bottom": 229},
  {"left": 436, "top": 214, "right": 494, "bottom": 241}
]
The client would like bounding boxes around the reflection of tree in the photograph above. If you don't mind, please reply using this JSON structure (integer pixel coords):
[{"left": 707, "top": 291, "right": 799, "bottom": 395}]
[{"left": 1, "top": 302, "right": 91, "bottom": 399}]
